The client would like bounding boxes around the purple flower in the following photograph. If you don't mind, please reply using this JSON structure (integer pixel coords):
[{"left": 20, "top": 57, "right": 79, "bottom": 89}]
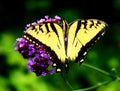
[
  {"left": 14, "top": 38, "right": 54, "bottom": 76},
  {"left": 14, "top": 15, "right": 61, "bottom": 76},
  {"left": 25, "top": 15, "right": 61, "bottom": 29}
]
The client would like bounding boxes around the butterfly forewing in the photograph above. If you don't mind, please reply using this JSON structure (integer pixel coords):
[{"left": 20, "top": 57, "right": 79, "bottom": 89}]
[
  {"left": 67, "top": 19, "right": 107, "bottom": 61},
  {"left": 24, "top": 23, "right": 66, "bottom": 62}
]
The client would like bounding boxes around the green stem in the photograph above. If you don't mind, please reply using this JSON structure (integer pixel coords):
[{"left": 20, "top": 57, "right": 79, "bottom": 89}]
[
  {"left": 74, "top": 80, "right": 112, "bottom": 91},
  {"left": 61, "top": 63, "right": 118, "bottom": 91},
  {"left": 82, "top": 63, "right": 116, "bottom": 80},
  {"left": 61, "top": 73, "right": 74, "bottom": 91}
]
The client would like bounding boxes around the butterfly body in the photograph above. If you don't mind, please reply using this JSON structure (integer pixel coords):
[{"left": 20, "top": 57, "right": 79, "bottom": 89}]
[{"left": 24, "top": 19, "right": 107, "bottom": 72}]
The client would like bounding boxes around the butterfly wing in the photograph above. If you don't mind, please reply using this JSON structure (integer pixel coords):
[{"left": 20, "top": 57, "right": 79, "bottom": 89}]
[
  {"left": 24, "top": 23, "right": 66, "bottom": 63},
  {"left": 67, "top": 19, "right": 107, "bottom": 62}
]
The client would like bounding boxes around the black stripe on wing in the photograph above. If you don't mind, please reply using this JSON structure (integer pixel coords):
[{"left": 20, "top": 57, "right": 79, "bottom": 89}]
[
  {"left": 50, "top": 23, "right": 62, "bottom": 46},
  {"left": 72, "top": 20, "right": 88, "bottom": 44}
]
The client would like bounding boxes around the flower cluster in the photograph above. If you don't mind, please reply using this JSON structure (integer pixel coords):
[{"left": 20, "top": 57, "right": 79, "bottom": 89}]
[
  {"left": 14, "top": 15, "right": 61, "bottom": 76},
  {"left": 14, "top": 38, "right": 54, "bottom": 76}
]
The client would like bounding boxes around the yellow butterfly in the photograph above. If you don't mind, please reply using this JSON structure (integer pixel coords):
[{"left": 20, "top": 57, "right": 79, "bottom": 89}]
[{"left": 24, "top": 19, "right": 107, "bottom": 72}]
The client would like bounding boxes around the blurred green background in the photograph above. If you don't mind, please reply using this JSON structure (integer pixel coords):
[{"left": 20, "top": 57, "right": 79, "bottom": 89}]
[{"left": 0, "top": 0, "right": 120, "bottom": 91}]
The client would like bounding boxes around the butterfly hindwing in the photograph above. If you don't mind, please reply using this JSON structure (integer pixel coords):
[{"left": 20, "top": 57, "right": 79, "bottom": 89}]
[{"left": 67, "top": 19, "right": 107, "bottom": 62}]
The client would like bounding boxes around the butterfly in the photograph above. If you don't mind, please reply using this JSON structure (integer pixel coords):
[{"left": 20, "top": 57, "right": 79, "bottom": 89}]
[{"left": 23, "top": 19, "right": 107, "bottom": 72}]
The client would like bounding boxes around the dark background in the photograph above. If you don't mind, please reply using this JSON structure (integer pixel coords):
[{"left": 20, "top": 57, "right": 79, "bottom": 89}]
[{"left": 0, "top": 0, "right": 120, "bottom": 91}]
